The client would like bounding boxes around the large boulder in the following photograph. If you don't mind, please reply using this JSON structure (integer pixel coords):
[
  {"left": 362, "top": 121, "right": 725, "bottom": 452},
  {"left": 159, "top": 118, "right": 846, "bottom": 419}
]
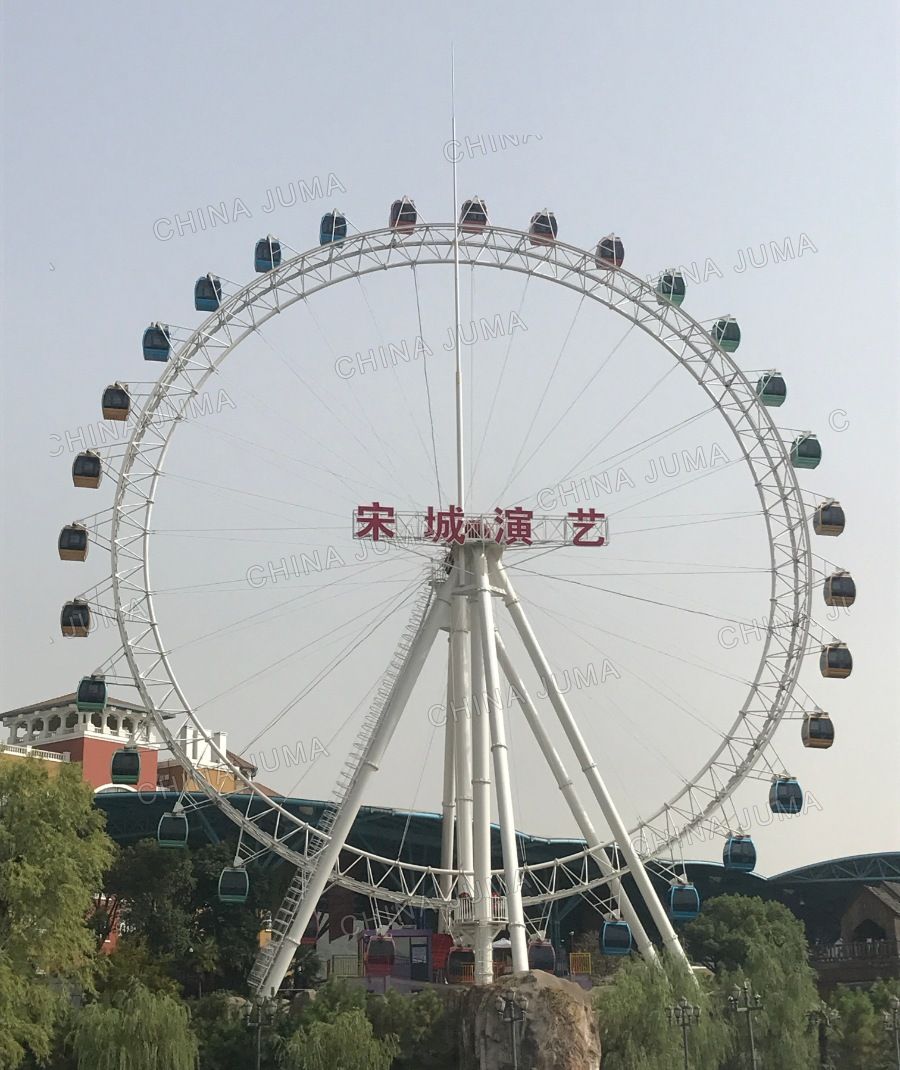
[{"left": 457, "top": 971, "right": 600, "bottom": 1070}]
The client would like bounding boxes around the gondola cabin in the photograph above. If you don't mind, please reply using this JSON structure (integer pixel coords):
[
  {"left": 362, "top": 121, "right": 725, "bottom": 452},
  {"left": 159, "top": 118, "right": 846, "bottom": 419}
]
[
  {"left": 218, "top": 867, "right": 250, "bottom": 904},
  {"left": 76, "top": 675, "right": 107, "bottom": 712},
  {"left": 791, "top": 434, "right": 821, "bottom": 470},
  {"left": 460, "top": 197, "right": 488, "bottom": 233},
  {"left": 529, "top": 210, "right": 558, "bottom": 246},
  {"left": 72, "top": 451, "right": 102, "bottom": 489},
  {"left": 595, "top": 234, "right": 625, "bottom": 269},
  {"left": 824, "top": 571, "right": 855, "bottom": 607},
  {"left": 61, "top": 599, "right": 91, "bottom": 637},
  {"left": 802, "top": 711, "right": 835, "bottom": 749},
  {"left": 668, "top": 883, "right": 701, "bottom": 921},
  {"left": 389, "top": 197, "right": 417, "bottom": 233},
  {"left": 813, "top": 500, "right": 845, "bottom": 537},
  {"left": 58, "top": 524, "right": 89, "bottom": 562},
  {"left": 102, "top": 384, "right": 130, "bottom": 421},
  {"left": 319, "top": 211, "right": 348, "bottom": 244},
  {"left": 601, "top": 921, "right": 633, "bottom": 956},
  {"left": 820, "top": 642, "right": 852, "bottom": 678},
  {"left": 142, "top": 323, "right": 171, "bottom": 361},
  {"left": 655, "top": 270, "right": 686, "bottom": 306},
  {"left": 446, "top": 946, "right": 475, "bottom": 984},
  {"left": 111, "top": 747, "right": 141, "bottom": 785},
  {"left": 194, "top": 275, "right": 222, "bottom": 312},
  {"left": 365, "top": 934, "right": 395, "bottom": 978},
  {"left": 756, "top": 372, "right": 787, "bottom": 407},
  {"left": 527, "top": 938, "right": 556, "bottom": 973},
  {"left": 157, "top": 812, "right": 189, "bottom": 848},
  {"left": 723, "top": 834, "right": 756, "bottom": 872},
  {"left": 769, "top": 776, "right": 803, "bottom": 815},
  {"left": 254, "top": 237, "right": 282, "bottom": 272},
  {"left": 712, "top": 316, "right": 741, "bottom": 353}
]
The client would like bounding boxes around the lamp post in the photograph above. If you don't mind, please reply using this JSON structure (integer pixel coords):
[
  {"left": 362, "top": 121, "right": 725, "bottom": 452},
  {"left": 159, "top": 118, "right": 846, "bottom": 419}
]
[
  {"left": 495, "top": 990, "right": 529, "bottom": 1070},
  {"left": 728, "top": 980, "right": 763, "bottom": 1070},
  {"left": 666, "top": 996, "right": 702, "bottom": 1070},
  {"left": 246, "top": 1000, "right": 272, "bottom": 1070},
  {"left": 884, "top": 996, "right": 900, "bottom": 1070},
  {"left": 807, "top": 1003, "right": 840, "bottom": 1069}
]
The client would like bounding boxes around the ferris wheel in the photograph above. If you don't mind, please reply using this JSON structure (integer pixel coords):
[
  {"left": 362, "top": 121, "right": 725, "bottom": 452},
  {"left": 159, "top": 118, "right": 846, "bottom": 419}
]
[{"left": 57, "top": 189, "right": 855, "bottom": 997}]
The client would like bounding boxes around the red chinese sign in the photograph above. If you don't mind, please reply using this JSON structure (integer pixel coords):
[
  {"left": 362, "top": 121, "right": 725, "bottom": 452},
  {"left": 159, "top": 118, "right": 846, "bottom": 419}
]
[{"left": 353, "top": 504, "right": 607, "bottom": 548}]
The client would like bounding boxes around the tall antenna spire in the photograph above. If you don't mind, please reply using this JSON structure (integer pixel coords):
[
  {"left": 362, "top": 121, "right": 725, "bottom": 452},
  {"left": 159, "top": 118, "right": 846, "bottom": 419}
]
[{"left": 451, "top": 45, "right": 465, "bottom": 510}]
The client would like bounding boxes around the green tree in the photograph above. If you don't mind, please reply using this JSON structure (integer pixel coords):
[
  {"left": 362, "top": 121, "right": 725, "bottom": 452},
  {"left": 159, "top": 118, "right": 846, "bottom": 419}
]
[
  {"left": 0, "top": 760, "right": 114, "bottom": 1069},
  {"left": 102, "top": 839, "right": 277, "bottom": 995},
  {"left": 366, "top": 988, "right": 456, "bottom": 1069},
  {"left": 685, "top": 895, "right": 819, "bottom": 1069},
  {"left": 593, "top": 954, "right": 727, "bottom": 1070},
  {"left": 827, "top": 980, "right": 900, "bottom": 1070},
  {"left": 72, "top": 980, "right": 198, "bottom": 1070},
  {"left": 277, "top": 1009, "right": 398, "bottom": 1070}
]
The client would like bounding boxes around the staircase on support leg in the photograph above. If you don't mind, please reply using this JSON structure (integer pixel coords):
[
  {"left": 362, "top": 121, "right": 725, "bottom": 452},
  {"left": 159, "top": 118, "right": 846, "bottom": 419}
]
[{"left": 248, "top": 581, "right": 435, "bottom": 998}]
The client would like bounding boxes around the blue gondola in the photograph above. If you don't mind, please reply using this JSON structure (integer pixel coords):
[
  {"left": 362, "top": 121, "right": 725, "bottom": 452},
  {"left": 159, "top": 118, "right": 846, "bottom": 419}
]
[
  {"left": 194, "top": 275, "right": 222, "bottom": 312},
  {"left": 668, "top": 883, "right": 701, "bottom": 921},
  {"left": 601, "top": 921, "right": 633, "bottom": 956},
  {"left": 76, "top": 675, "right": 107, "bottom": 712},
  {"left": 813, "top": 500, "right": 844, "bottom": 537},
  {"left": 595, "top": 234, "right": 625, "bottom": 269},
  {"left": 529, "top": 210, "right": 558, "bottom": 246},
  {"left": 58, "top": 523, "right": 89, "bottom": 561},
  {"left": 769, "top": 776, "right": 803, "bottom": 815},
  {"left": 254, "top": 236, "right": 282, "bottom": 273},
  {"left": 218, "top": 867, "right": 250, "bottom": 904},
  {"left": 72, "top": 451, "right": 102, "bottom": 489},
  {"left": 142, "top": 323, "right": 171, "bottom": 362},
  {"left": 820, "top": 642, "right": 852, "bottom": 679},
  {"left": 756, "top": 372, "right": 787, "bottom": 407},
  {"left": 111, "top": 747, "right": 140, "bottom": 785},
  {"left": 319, "top": 211, "right": 348, "bottom": 244},
  {"left": 157, "top": 812, "right": 189, "bottom": 848},
  {"left": 61, "top": 599, "right": 91, "bottom": 637},
  {"left": 656, "top": 270, "right": 686, "bottom": 306},
  {"left": 791, "top": 434, "right": 821, "bottom": 470},
  {"left": 723, "top": 834, "right": 756, "bottom": 872},
  {"left": 712, "top": 316, "right": 741, "bottom": 353},
  {"left": 527, "top": 938, "right": 556, "bottom": 972}
]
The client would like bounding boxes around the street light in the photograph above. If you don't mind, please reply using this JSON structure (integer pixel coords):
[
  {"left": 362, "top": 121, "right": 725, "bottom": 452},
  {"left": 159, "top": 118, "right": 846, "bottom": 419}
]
[
  {"left": 495, "top": 990, "right": 529, "bottom": 1070},
  {"left": 666, "top": 996, "right": 702, "bottom": 1070},
  {"left": 246, "top": 999, "right": 273, "bottom": 1070},
  {"left": 807, "top": 1003, "right": 840, "bottom": 1070},
  {"left": 884, "top": 996, "right": 900, "bottom": 1070},
  {"left": 728, "top": 980, "right": 763, "bottom": 1070}
]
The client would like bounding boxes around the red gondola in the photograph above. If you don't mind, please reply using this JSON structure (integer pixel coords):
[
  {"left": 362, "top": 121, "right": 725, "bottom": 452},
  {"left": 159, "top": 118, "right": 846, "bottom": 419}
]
[
  {"left": 365, "top": 933, "right": 395, "bottom": 978},
  {"left": 527, "top": 938, "right": 556, "bottom": 973},
  {"left": 446, "top": 945, "right": 475, "bottom": 984}
]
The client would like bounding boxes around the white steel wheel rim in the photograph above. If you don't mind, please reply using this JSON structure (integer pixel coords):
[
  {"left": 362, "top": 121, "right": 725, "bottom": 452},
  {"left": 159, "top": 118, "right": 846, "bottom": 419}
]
[{"left": 107, "top": 223, "right": 813, "bottom": 906}]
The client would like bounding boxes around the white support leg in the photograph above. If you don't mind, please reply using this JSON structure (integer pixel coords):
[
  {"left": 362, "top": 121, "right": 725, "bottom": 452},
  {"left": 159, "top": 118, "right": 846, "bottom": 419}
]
[
  {"left": 450, "top": 551, "right": 474, "bottom": 895},
  {"left": 474, "top": 545, "right": 529, "bottom": 974},
  {"left": 493, "top": 558, "right": 693, "bottom": 976},
  {"left": 469, "top": 548, "right": 495, "bottom": 985},
  {"left": 494, "top": 631, "right": 658, "bottom": 963},
  {"left": 259, "top": 580, "right": 451, "bottom": 997},
  {"left": 438, "top": 642, "right": 456, "bottom": 932}
]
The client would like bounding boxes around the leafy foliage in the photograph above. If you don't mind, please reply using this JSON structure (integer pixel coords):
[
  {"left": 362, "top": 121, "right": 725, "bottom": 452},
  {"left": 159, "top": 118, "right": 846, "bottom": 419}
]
[
  {"left": 71, "top": 980, "right": 198, "bottom": 1070},
  {"left": 0, "top": 760, "right": 114, "bottom": 1069},
  {"left": 365, "top": 988, "right": 457, "bottom": 1069},
  {"left": 827, "top": 980, "right": 900, "bottom": 1069},
  {"left": 277, "top": 1008, "right": 398, "bottom": 1070},
  {"left": 593, "top": 954, "right": 727, "bottom": 1070}
]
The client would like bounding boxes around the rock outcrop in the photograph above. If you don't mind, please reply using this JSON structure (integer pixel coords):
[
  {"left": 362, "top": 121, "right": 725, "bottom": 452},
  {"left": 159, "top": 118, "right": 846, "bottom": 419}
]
[{"left": 457, "top": 971, "right": 601, "bottom": 1070}]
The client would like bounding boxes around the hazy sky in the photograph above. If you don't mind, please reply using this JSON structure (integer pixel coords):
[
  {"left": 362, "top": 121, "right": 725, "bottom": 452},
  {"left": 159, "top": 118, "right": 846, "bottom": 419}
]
[{"left": 1, "top": 1, "right": 898, "bottom": 878}]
